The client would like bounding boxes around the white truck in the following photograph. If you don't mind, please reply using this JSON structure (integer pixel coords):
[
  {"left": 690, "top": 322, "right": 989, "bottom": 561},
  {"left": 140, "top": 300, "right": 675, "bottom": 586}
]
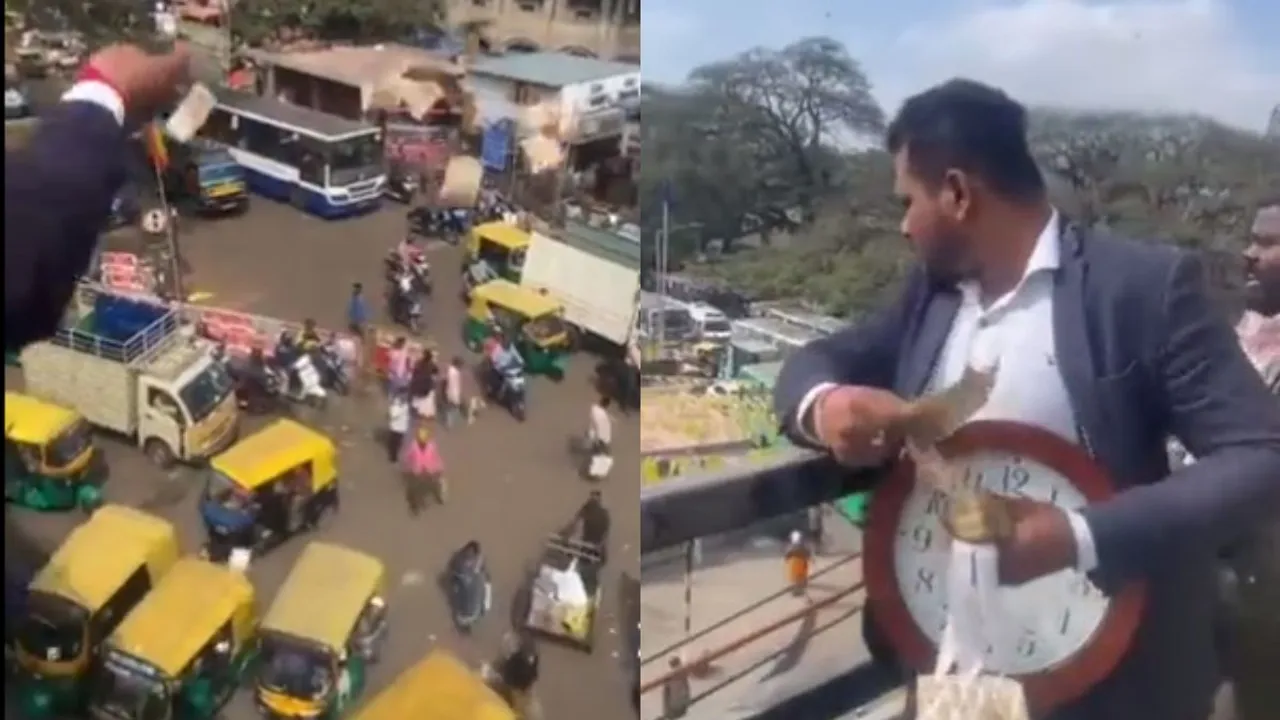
[
  {"left": 522, "top": 221, "right": 642, "bottom": 348},
  {"left": 20, "top": 288, "right": 240, "bottom": 467}
]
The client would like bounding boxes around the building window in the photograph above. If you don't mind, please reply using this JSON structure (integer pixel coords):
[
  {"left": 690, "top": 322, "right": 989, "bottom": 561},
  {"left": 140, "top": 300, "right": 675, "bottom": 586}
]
[
  {"left": 516, "top": 0, "right": 542, "bottom": 11},
  {"left": 588, "top": 95, "right": 608, "bottom": 108},
  {"left": 471, "top": 0, "right": 487, "bottom": 5},
  {"left": 512, "top": 83, "right": 540, "bottom": 106}
]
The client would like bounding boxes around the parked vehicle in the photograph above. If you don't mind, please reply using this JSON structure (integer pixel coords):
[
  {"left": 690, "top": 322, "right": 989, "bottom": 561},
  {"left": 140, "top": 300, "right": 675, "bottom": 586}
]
[
  {"left": 200, "top": 88, "right": 384, "bottom": 219},
  {"left": 19, "top": 288, "right": 239, "bottom": 468},
  {"left": 86, "top": 558, "right": 257, "bottom": 720},
  {"left": 11, "top": 506, "right": 179, "bottom": 718},
  {"left": 4, "top": 392, "right": 104, "bottom": 513},
  {"left": 350, "top": 650, "right": 514, "bottom": 720}
]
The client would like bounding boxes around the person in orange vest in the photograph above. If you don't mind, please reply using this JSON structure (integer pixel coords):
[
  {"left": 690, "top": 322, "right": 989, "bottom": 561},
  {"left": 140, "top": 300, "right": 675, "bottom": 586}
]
[{"left": 784, "top": 530, "right": 812, "bottom": 597}]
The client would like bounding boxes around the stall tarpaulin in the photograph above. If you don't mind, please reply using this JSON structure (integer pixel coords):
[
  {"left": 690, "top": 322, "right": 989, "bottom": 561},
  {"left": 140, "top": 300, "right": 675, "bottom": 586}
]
[{"left": 481, "top": 119, "right": 515, "bottom": 171}]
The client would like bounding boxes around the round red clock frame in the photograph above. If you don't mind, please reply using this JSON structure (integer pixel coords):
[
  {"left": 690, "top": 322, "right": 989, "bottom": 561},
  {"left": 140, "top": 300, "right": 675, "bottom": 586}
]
[{"left": 863, "top": 420, "right": 1147, "bottom": 716}]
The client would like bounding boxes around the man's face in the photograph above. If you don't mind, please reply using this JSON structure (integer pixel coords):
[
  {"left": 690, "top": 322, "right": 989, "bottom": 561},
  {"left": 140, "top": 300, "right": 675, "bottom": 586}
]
[
  {"left": 892, "top": 150, "right": 978, "bottom": 282},
  {"left": 1244, "top": 224, "right": 1280, "bottom": 316}
]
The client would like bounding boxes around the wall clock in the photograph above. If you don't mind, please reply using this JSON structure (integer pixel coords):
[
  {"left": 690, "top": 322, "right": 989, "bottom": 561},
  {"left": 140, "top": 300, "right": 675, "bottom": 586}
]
[{"left": 863, "top": 420, "right": 1146, "bottom": 715}]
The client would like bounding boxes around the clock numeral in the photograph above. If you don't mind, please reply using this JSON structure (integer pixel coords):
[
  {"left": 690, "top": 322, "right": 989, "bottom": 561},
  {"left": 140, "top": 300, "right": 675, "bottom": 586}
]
[
  {"left": 1058, "top": 609, "right": 1072, "bottom": 635},
  {"left": 962, "top": 467, "right": 983, "bottom": 491},
  {"left": 969, "top": 552, "right": 978, "bottom": 587},
  {"left": 1001, "top": 463, "right": 1030, "bottom": 495},
  {"left": 911, "top": 525, "right": 933, "bottom": 552},
  {"left": 1069, "top": 576, "right": 1098, "bottom": 599},
  {"left": 914, "top": 567, "right": 936, "bottom": 594},
  {"left": 925, "top": 491, "right": 949, "bottom": 517},
  {"left": 1049, "top": 486, "right": 1061, "bottom": 505},
  {"left": 1016, "top": 632, "right": 1038, "bottom": 658}
]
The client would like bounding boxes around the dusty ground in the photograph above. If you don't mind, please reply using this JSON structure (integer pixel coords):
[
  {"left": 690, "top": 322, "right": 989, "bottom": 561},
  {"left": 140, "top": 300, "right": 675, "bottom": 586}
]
[{"left": 5, "top": 197, "right": 640, "bottom": 718}]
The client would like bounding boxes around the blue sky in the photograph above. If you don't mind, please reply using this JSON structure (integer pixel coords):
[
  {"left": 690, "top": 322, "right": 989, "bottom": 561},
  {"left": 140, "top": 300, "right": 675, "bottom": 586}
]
[{"left": 641, "top": 0, "right": 1279, "bottom": 131}]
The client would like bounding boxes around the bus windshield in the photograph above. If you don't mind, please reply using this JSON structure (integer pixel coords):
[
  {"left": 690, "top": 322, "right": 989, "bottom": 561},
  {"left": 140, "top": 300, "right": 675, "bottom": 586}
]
[
  {"left": 179, "top": 363, "right": 233, "bottom": 423},
  {"left": 327, "top": 134, "right": 383, "bottom": 187}
]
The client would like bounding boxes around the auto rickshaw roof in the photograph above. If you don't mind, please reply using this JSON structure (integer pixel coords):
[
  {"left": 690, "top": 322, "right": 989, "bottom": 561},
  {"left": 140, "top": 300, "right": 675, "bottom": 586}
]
[
  {"left": 31, "top": 505, "right": 177, "bottom": 611},
  {"left": 261, "top": 542, "right": 385, "bottom": 653},
  {"left": 350, "top": 650, "right": 513, "bottom": 720},
  {"left": 108, "top": 557, "right": 254, "bottom": 678},
  {"left": 470, "top": 279, "right": 562, "bottom": 318},
  {"left": 211, "top": 418, "right": 336, "bottom": 489},
  {"left": 472, "top": 222, "right": 531, "bottom": 250},
  {"left": 4, "top": 391, "right": 80, "bottom": 443}
]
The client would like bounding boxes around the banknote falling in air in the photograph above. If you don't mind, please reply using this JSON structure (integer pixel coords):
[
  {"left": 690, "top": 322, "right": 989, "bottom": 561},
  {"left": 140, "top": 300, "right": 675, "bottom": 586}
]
[
  {"left": 517, "top": 99, "right": 575, "bottom": 173},
  {"left": 902, "top": 361, "right": 1012, "bottom": 544}
]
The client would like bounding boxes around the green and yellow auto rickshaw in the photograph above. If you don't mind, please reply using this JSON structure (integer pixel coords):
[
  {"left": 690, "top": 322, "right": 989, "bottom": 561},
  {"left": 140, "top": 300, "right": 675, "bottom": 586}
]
[
  {"left": 463, "top": 279, "right": 571, "bottom": 380},
  {"left": 86, "top": 557, "right": 258, "bottom": 720},
  {"left": 254, "top": 542, "right": 389, "bottom": 718},
  {"left": 12, "top": 505, "right": 179, "bottom": 717},
  {"left": 350, "top": 650, "right": 515, "bottom": 720},
  {"left": 463, "top": 222, "right": 530, "bottom": 283},
  {"left": 5, "top": 392, "right": 105, "bottom": 512}
]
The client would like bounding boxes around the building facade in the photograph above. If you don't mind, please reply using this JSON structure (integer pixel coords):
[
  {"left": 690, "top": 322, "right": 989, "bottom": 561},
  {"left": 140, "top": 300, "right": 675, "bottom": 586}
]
[{"left": 446, "top": 0, "right": 640, "bottom": 63}]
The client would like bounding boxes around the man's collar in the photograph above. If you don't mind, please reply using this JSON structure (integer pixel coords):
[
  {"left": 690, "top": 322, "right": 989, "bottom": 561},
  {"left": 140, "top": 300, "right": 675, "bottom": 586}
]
[{"left": 1025, "top": 209, "right": 1062, "bottom": 276}]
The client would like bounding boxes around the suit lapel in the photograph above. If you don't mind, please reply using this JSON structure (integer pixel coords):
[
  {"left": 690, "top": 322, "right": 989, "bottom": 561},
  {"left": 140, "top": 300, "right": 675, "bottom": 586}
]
[
  {"left": 900, "top": 287, "right": 960, "bottom": 397},
  {"left": 1052, "top": 222, "right": 1106, "bottom": 455}
]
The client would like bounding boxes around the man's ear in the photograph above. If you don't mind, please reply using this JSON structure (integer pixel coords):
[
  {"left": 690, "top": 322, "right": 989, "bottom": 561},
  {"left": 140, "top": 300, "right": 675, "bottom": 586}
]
[{"left": 939, "top": 169, "right": 972, "bottom": 222}]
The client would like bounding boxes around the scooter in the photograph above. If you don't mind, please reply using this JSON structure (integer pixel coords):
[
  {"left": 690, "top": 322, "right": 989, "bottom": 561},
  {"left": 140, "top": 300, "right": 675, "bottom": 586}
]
[{"left": 488, "top": 361, "right": 527, "bottom": 422}]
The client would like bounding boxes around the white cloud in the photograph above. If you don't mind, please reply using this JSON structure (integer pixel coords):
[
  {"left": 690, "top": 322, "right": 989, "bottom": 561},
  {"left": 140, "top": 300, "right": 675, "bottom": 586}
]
[{"left": 888, "top": 0, "right": 1277, "bottom": 131}]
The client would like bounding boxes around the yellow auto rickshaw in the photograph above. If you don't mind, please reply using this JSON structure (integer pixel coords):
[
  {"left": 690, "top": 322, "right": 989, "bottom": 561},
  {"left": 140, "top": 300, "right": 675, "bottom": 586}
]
[
  {"left": 86, "top": 557, "right": 258, "bottom": 720},
  {"left": 464, "top": 222, "right": 530, "bottom": 284},
  {"left": 350, "top": 650, "right": 515, "bottom": 720},
  {"left": 5, "top": 392, "right": 104, "bottom": 512},
  {"left": 463, "top": 279, "right": 571, "bottom": 380},
  {"left": 12, "top": 506, "right": 179, "bottom": 717},
  {"left": 199, "top": 419, "right": 339, "bottom": 563},
  {"left": 254, "top": 542, "right": 389, "bottom": 718}
]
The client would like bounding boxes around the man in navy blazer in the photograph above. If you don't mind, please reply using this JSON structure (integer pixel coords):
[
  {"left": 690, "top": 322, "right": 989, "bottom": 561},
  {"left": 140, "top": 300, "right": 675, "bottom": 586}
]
[
  {"left": 4, "top": 43, "right": 189, "bottom": 352},
  {"left": 774, "top": 79, "right": 1280, "bottom": 720}
]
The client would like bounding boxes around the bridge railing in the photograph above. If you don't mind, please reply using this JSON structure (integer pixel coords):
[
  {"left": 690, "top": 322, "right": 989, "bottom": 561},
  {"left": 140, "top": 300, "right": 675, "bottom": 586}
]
[{"left": 640, "top": 452, "right": 900, "bottom": 720}]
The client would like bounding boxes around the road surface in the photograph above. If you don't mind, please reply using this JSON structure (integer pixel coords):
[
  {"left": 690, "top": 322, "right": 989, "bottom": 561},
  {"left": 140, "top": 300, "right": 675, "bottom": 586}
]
[
  {"left": 638, "top": 519, "right": 901, "bottom": 719},
  {"left": 6, "top": 197, "right": 639, "bottom": 719}
]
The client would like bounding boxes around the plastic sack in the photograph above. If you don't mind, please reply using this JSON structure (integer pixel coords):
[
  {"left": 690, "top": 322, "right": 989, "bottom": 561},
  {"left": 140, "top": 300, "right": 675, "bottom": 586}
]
[{"left": 916, "top": 541, "right": 1030, "bottom": 720}]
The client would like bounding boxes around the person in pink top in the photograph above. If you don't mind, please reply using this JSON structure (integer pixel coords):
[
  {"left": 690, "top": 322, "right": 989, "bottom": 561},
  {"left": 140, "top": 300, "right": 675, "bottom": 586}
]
[
  {"left": 401, "top": 425, "right": 446, "bottom": 515},
  {"left": 386, "top": 336, "right": 412, "bottom": 395}
]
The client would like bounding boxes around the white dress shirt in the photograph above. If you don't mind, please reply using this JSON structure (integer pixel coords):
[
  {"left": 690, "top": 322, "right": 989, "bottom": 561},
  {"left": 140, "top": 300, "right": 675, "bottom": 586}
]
[{"left": 798, "top": 211, "right": 1098, "bottom": 571}]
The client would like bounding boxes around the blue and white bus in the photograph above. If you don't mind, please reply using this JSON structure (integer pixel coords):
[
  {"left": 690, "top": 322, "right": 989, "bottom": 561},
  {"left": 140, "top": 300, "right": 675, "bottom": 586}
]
[{"left": 199, "top": 89, "right": 385, "bottom": 219}]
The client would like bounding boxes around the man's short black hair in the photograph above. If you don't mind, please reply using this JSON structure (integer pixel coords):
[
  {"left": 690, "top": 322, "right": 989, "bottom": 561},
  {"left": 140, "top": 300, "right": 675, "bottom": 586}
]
[{"left": 886, "top": 79, "right": 1045, "bottom": 202}]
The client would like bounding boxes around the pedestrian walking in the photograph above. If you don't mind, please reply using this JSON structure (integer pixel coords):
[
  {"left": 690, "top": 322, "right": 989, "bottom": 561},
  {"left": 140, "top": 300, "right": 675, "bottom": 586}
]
[
  {"left": 785, "top": 530, "right": 812, "bottom": 597},
  {"left": 401, "top": 425, "right": 446, "bottom": 515},
  {"left": 410, "top": 350, "right": 438, "bottom": 420},
  {"left": 346, "top": 282, "right": 368, "bottom": 339},
  {"left": 585, "top": 394, "right": 613, "bottom": 480},
  {"left": 386, "top": 337, "right": 411, "bottom": 395},
  {"left": 385, "top": 392, "right": 410, "bottom": 463},
  {"left": 444, "top": 356, "right": 465, "bottom": 428},
  {"left": 662, "top": 656, "right": 691, "bottom": 718}
]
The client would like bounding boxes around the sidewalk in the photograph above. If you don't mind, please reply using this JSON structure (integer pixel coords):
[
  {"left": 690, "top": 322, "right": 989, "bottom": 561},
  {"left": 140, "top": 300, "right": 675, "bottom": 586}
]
[{"left": 640, "top": 552, "right": 874, "bottom": 720}]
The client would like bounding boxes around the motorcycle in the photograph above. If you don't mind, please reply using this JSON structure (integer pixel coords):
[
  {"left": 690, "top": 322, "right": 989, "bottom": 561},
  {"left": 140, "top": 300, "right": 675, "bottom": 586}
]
[
  {"left": 387, "top": 275, "right": 423, "bottom": 333},
  {"left": 384, "top": 250, "right": 432, "bottom": 296},
  {"left": 407, "top": 207, "right": 470, "bottom": 245},
  {"left": 383, "top": 171, "right": 419, "bottom": 204},
  {"left": 312, "top": 342, "right": 350, "bottom": 395},
  {"left": 488, "top": 359, "right": 527, "bottom": 422},
  {"left": 226, "top": 355, "right": 285, "bottom": 414},
  {"left": 446, "top": 543, "right": 492, "bottom": 634}
]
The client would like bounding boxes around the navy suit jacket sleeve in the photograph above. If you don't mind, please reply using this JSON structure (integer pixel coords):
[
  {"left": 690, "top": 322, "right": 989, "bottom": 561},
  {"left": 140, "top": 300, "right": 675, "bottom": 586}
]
[
  {"left": 773, "top": 268, "right": 925, "bottom": 445},
  {"left": 1081, "top": 253, "right": 1280, "bottom": 587},
  {"left": 4, "top": 101, "right": 127, "bottom": 352}
]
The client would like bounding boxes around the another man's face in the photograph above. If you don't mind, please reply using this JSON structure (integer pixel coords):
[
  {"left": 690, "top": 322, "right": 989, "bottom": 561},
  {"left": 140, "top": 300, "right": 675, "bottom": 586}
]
[
  {"left": 1244, "top": 208, "right": 1280, "bottom": 316},
  {"left": 892, "top": 149, "right": 977, "bottom": 282}
]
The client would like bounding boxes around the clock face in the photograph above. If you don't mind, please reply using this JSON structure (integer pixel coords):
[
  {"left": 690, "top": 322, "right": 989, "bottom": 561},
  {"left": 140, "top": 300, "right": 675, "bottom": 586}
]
[{"left": 891, "top": 450, "right": 1111, "bottom": 676}]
